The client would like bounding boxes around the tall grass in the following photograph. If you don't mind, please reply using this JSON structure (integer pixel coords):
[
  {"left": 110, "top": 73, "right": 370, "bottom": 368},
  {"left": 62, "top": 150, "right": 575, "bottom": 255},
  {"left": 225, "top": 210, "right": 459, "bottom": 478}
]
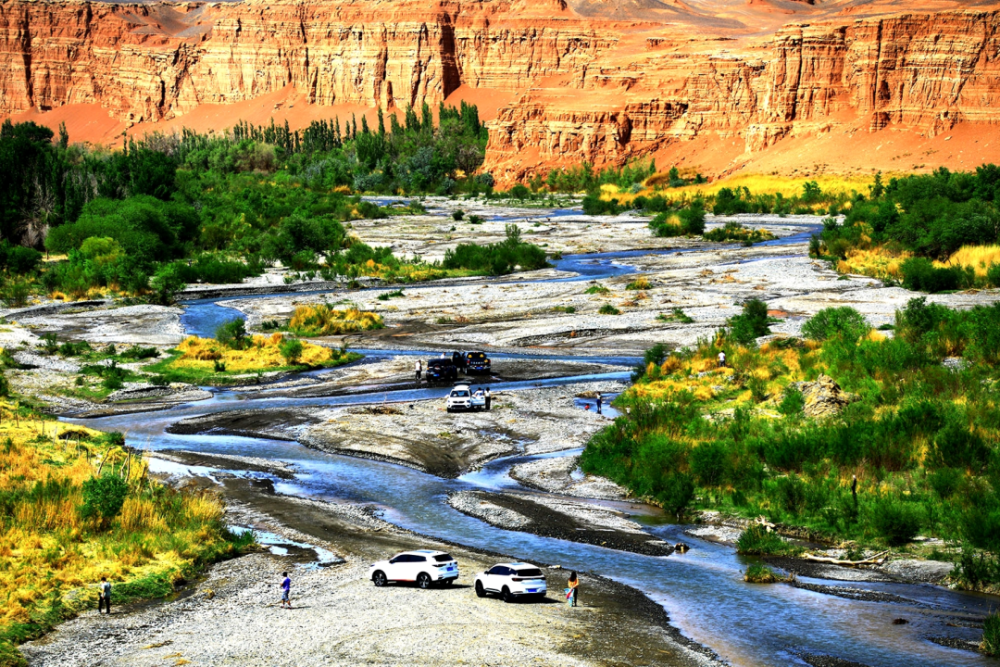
[
  {"left": 288, "top": 304, "right": 384, "bottom": 336},
  {"left": 0, "top": 401, "right": 248, "bottom": 663}
]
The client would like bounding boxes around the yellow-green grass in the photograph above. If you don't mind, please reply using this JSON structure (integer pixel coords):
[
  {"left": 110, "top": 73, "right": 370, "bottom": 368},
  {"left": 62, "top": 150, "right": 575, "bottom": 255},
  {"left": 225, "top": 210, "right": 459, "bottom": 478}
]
[
  {"left": 0, "top": 401, "right": 243, "bottom": 664},
  {"left": 146, "top": 333, "right": 361, "bottom": 385}
]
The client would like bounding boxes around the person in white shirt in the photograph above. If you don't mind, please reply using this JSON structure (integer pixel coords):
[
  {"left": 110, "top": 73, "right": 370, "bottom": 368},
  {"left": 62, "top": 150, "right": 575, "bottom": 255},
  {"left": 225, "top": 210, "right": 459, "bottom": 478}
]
[
  {"left": 718, "top": 351, "right": 727, "bottom": 368},
  {"left": 415, "top": 360, "right": 422, "bottom": 383}
]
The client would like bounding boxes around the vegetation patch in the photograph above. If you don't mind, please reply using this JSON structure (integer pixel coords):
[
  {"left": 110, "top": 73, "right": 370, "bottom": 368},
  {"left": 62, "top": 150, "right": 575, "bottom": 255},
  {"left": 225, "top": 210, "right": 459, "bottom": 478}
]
[
  {"left": 744, "top": 563, "right": 795, "bottom": 583},
  {"left": 657, "top": 308, "right": 695, "bottom": 324},
  {"left": 704, "top": 223, "right": 777, "bottom": 244},
  {"left": 287, "top": 304, "right": 384, "bottom": 336},
  {"left": 0, "top": 401, "right": 251, "bottom": 665},
  {"left": 581, "top": 298, "right": 1000, "bottom": 589}
]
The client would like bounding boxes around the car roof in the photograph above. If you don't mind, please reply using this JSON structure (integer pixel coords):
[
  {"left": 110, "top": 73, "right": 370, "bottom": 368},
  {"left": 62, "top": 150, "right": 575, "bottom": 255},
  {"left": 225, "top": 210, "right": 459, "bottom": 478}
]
[
  {"left": 452, "top": 384, "right": 471, "bottom": 390},
  {"left": 408, "top": 549, "right": 449, "bottom": 555},
  {"left": 493, "top": 562, "right": 537, "bottom": 569}
]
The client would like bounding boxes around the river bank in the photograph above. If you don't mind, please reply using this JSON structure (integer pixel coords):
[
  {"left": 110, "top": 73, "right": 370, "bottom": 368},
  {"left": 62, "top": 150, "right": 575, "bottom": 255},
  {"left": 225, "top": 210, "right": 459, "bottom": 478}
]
[{"left": 21, "top": 471, "right": 717, "bottom": 667}]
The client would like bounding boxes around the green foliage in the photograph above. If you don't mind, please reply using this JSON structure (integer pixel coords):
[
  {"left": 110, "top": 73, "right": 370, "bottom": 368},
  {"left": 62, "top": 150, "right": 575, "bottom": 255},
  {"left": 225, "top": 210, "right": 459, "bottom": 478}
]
[
  {"left": 899, "top": 257, "right": 962, "bottom": 293},
  {"left": 585, "top": 284, "right": 610, "bottom": 295},
  {"left": 704, "top": 222, "right": 775, "bottom": 244},
  {"left": 80, "top": 474, "right": 129, "bottom": 525},
  {"left": 0, "top": 241, "right": 42, "bottom": 275},
  {"left": 377, "top": 289, "right": 405, "bottom": 301},
  {"left": 778, "top": 387, "right": 805, "bottom": 416},
  {"left": 279, "top": 338, "right": 304, "bottom": 365},
  {"left": 726, "top": 299, "right": 771, "bottom": 345},
  {"left": 802, "top": 307, "right": 871, "bottom": 343},
  {"left": 657, "top": 308, "right": 694, "bottom": 324},
  {"left": 442, "top": 225, "right": 548, "bottom": 276},
  {"left": 744, "top": 563, "right": 791, "bottom": 584},
  {"left": 868, "top": 497, "right": 923, "bottom": 546},
  {"left": 598, "top": 304, "right": 621, "bottom": 315},
  {"left": 649, "top": 201, "right": 706, "bottom": 237},
  {"left": 983, "top": 611, "right": 1000, "bottom": 656},
  {"left": 215, "top": 318, "right": 248, "bottom": 350},
  {"left": 736, "top": 524, "right": 800, "bottom": 556}
]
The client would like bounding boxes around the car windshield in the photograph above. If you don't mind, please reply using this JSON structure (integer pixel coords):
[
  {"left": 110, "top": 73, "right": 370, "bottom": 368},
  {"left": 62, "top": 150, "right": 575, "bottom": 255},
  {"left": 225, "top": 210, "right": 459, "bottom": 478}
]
[
  {"left": 433, "top": 554, "right": 453, "bottom": 563},
  {"left": 516, "top": 568, "right": 544, "bottom": 578},
  {"left": 451, "top": 390, "right": 470, "bottom": 397}
]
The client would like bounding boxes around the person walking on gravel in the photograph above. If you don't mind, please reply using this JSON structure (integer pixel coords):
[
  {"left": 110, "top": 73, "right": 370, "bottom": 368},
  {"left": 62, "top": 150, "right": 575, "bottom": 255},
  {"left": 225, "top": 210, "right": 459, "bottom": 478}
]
[
  {"left": 566, "top": 571, "right": 579, "bottom": 607},
  {"left": 596, "top": 392, "right": 603, "bottom": 415},
  {"left": 98, "top": 577, "right": 111, "bottom": 614},
  {"left": 485, "top": 387, "right": 491, "bottom": 411},
  {"left": 415, "top": 360, "right": 422, "bottom": 384},
  {"left": 280, "top": 572, "right": 292, "bottom": 609}
]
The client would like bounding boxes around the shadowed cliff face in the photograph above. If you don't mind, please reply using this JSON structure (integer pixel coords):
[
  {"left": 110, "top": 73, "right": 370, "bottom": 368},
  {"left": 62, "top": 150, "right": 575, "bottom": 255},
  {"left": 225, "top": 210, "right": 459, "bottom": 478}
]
[{"left": 1, "top": 0, "right": 999, "bottom": 177}]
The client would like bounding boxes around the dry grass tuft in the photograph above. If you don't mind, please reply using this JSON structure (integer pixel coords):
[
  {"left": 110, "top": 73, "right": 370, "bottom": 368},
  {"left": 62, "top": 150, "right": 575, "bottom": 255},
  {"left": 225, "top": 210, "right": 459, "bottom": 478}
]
[
  {"left": 288, "top": 305, "right": 384, "bottom": 336},
  {"left": 942, "top": 245, "right": 1000, "bottom": 276}
]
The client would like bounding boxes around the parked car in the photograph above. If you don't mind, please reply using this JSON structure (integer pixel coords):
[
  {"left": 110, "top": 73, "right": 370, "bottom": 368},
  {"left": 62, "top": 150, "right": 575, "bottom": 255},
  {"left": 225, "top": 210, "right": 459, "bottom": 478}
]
[
  {"left": 464, "top": 351, "right": 491, "bottom": 375},
  {"left": 426, "top": 358, "right": 458, "bottom": 383},
  {"left": 474, "top": 562, "right": 547, "bottom": 602},
  {"left": 446, "top": 384, "right": 485, "bottom": 412},
  {"left": 369, "top": 550, "right": 459, "bottom": 589}
]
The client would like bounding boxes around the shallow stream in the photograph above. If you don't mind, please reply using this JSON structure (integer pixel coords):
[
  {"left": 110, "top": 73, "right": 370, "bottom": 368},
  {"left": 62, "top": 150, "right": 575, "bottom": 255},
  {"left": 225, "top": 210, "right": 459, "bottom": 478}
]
[{"left": 72, "top": 210, "right": 995, "bottom": 666}]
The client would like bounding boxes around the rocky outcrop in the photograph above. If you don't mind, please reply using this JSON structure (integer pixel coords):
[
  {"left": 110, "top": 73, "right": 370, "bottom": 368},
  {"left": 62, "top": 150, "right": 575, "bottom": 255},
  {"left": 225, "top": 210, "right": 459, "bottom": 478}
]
[
  {"left": 790, "top": 374, "right": 859, "bottom": 418},
  {"left": 2, "top": 0, "right": 999, "bottom": 175}
]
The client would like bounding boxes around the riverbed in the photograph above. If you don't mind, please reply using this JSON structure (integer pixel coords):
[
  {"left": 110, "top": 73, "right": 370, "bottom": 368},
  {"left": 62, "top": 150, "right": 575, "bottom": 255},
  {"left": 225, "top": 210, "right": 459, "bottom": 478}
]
[{"left": 10, "top": 202, "right": 1000, "bottom": 666}]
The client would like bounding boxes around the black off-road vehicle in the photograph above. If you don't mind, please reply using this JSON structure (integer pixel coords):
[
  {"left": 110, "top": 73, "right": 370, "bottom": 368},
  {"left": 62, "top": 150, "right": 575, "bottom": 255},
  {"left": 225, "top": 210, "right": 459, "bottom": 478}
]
[
  {"left": 463, "top": 351, "right": 491, "bottom": 375},
  {"left": 426, "top": 358, "right": 458, "bottom": 383}
]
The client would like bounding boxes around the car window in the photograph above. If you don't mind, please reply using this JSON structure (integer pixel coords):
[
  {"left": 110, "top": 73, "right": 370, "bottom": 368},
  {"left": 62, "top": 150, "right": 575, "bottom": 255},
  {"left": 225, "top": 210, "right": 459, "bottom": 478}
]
[
  {"left": 488, "top": 566, "right": 507, "bottom": 575},
  {"left": 433, "top": 554, "right": 453, "bottom": 563},
  {"left": 516, "top": 568, "right": 544, "bottom": 578},
  {"left": 451, "top": 390, "right": 470, "bottom": 397},
  {"left": 389, "top": 554, "right": 405, "bottom": 564},
  {"left": 411, "top": 555, "right": 426, "bottom": 562}
]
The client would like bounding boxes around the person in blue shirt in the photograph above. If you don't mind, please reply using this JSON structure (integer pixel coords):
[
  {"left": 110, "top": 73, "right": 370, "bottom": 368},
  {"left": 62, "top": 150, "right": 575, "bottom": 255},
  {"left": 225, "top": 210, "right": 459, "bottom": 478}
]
[{"left": 280, "top": 572, "right": 291, "bottom": 609}]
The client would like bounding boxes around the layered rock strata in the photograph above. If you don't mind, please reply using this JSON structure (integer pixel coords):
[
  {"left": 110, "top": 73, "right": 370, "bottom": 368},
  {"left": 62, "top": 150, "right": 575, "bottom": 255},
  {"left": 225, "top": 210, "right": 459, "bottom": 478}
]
[{"left": 1, "top": 0, "right": 998, "bottom": 174}]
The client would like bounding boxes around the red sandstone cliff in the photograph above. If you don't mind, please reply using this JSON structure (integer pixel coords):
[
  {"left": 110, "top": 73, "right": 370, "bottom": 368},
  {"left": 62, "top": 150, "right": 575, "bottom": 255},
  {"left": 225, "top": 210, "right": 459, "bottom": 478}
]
[{"left": 2, "top": 0, "right": 999, "bottom": 178}]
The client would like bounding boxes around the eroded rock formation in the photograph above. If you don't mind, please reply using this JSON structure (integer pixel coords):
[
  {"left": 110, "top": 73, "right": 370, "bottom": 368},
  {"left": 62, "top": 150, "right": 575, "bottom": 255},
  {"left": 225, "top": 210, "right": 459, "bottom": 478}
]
[{"left": 1, "top": 0, "right": 998, "bottom": 177}]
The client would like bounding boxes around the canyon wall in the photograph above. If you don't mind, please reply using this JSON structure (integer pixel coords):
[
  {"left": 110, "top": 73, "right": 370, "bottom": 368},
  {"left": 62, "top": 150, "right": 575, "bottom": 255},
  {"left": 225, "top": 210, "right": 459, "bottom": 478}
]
[{"left": 1, "top": 0, "right": 999, "bottom": 176}]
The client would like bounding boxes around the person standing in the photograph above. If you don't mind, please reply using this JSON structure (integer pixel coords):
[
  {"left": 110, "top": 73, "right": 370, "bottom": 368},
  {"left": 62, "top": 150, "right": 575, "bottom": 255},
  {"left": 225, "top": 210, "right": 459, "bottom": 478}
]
[
  {"left": 415, "top": 359, "right": 422, "bottom": 383},
  {"left": 280, "top": 572, "right": 291, "bottom": 609},
  {"left": 718, "top": 350, "right": 727, "bottom": 368},
  {"left": 485, "top": 387, "right": 491, "bottom": 411},
  {"left": 98, "top": 577, "right": 111, "bottom": 614},
  {"left": 596, "top": 392, "right": 603, "bottom": 415},
  {"left": 566, "top": 572, "right": 579, "bottom": 607},
  {"left": 851, "top": 475, "right": 858, "bottom": 504}
]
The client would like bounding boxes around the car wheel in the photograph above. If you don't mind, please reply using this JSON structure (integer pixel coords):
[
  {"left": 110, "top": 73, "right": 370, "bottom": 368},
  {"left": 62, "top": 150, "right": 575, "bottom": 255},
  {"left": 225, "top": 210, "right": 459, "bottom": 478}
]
[
  {"left": 475, "top": 581, "right": 486, "bottom": 598},
  {"left": 417, "top": 573, "right": 432, "bottom": 589},
  {"left": 446, "top": 407, "right": 453, "bottom": 413},
  {"left": 372, "top": 571, "right": 387, "bottom": 587},
  {"left": 501, "top": 587, "right": 514, "bottom": 603}
]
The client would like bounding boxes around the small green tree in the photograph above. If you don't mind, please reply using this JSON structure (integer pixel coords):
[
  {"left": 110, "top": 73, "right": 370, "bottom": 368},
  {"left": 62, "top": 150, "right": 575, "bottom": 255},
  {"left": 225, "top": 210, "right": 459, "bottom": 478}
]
[
  {"left": 215, "top": 318, "right": 248, "bottom": 350},
  {"left": 149, "top": 263, "right": 187, "bottom": 305},
  {"left": 802, "top": 307, "right": 870, "bottom": 343},
  {"left": 727, "top": 299, "right": 771, "bottom": 345},
  {"left": 279, "top": 338, "right": 304, "bottom": 365},
  {"left": 81, "top": 474, "right": 129, "bottom": 527}
]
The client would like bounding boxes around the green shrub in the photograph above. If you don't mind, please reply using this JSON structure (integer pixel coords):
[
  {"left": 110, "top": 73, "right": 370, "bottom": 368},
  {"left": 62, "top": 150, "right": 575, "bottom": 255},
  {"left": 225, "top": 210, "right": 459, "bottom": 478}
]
[
  {"left": 585, "top": 284, "right": 610, "bottom": 295},
  {"left": 726, "top": 299, "right": 771, "bottom": 345},
  {"left": 279, "top": 338, "right": 304, "bottom": 365},
  {"left": 869, "top": 498, "right": 923, "bottom": 546},
  {"left": 659, "top": 472, "right": 695, "bottom": 515},
  {"left": 802, "top": 307, "right": 870, "bottom": 343},
  {"left": 689, "top": 441, "right": 729, "bottom": 486},
  {"left": 215, "top": 318, "right": 248, "bottom": 350},
  {"left": 598, "top": 304, "right": 621, "bottom": 315},
  {"left": 451, "top": 210, "right": 464, "bottom": 221},
  {"left": 983, "top": 611, "right": 1000, "bottom": 656},
  {"left": 744, "top": 563, "right": 791, "bottom": 583},
  {"left": 900, "top": 257, "right": 961, "bottom": 293},
  {"left": 778, "top": 387, "right": 805, "bottom": 416},
  {"left": 736, "top": 524, "right": 798, "bottom": 556},
  {"left": 442, "top": 225, "right": 548, "bottom": 275},
  {"left": 80, "top": 474, "right": 129, "bottom": 525},
  {"left": 552, "top": 305, "right": 576, "bottom": 313}
]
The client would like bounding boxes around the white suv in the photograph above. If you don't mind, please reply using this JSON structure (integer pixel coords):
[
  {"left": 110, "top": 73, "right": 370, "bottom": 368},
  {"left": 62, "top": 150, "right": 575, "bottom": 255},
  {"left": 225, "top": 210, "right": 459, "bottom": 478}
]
[
  {"left": 446, "top": 385, "right": 485, "bottom": 413},
  {"left": 474, "top": 562, "right": 547, "bottom": 602},
  {"left": 369, "top": 550, "right": 459, "bottom": 589}
]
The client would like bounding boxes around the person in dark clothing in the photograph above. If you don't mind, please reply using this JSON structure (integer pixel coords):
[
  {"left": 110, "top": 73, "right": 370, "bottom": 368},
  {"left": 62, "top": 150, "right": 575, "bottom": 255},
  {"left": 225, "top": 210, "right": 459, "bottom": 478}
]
[
  {"left": 98, "top": 577, "right": 111, "bottom": 614},
  {"left": 485, "top": 387, "right": 491, "bottom": 411},
  {"left": 596, "top": 393, "right": 602, "bottom": 415},
  {"left": 851, "top": 475, "right": 858, "bottom": 504}
]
